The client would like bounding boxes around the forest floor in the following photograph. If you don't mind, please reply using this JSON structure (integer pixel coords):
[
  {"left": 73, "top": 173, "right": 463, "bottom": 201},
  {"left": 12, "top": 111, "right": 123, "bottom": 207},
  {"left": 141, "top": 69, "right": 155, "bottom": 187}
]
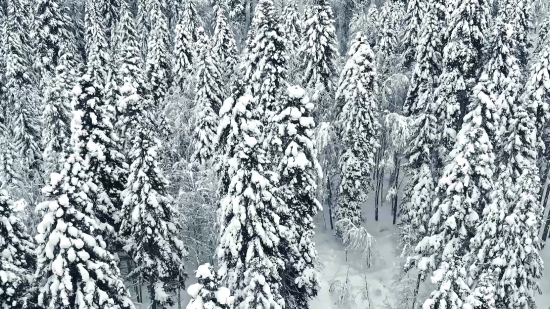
[{"left": 140, "top": 199, "right": 550, "bottom": 309}]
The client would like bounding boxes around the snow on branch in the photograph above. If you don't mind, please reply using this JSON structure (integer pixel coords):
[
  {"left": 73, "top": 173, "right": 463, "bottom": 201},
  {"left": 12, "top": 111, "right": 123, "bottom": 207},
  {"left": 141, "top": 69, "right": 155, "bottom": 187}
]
[{"left": 336, "top": 219, "right": 382, "bottom": 270}]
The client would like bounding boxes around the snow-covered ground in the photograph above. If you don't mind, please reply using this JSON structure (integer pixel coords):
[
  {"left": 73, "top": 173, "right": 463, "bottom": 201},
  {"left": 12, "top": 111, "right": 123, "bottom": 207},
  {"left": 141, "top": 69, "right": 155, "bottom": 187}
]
[{"left": 139, "top": 198, "right": 550, "bottom": 309}]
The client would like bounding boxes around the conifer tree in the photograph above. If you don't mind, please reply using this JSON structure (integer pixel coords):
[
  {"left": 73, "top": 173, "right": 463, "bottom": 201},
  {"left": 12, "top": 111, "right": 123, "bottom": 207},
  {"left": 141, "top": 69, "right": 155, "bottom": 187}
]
[
  {"left": 402, "top": 0, "right": 446, "bottom": 117},
  {"left": 212, "top": 6, "right": 238, "bottom": 84},
  {"left": 35, "top": 0, "right": 76, "bottom": 84},
  {"left": 335, "top": 33, "right": 379, "bottom": 226},
  {"left": 145, "top": 0, "right": 171, "bottom": 106},
  {"left": 191, "top": 48, "right": 224, "bottom": 166},
  {"left": 283, "top": 2, "right": 302, "bottom": 82},
  {"left": 137, "top": 0, "right": 149, "bottom": 57},
  {"left": 85, "top": 0, "right": 110, "bottom": 87},
  {"left": 5, "top": 0, "right": 42, "bottom": 172},
  {"left": 275, "top": 86, "right": 321, "bottom": 308},
  {"left": 0, "top": 191, "right": 36, "bottom": 309},
  {"left": 42, "top": 51, "right": 78, "bottom": 176},
  {"left": 217, "top": 91, "right": 286, "bottom": 309},
  {"left": 34, "top": 73, "right": 134, "bottom": 309},
  {"left": 402, "top": 0, "right": 423, "bottom": 67},
  {"left": 433, "top": 0, "right": 490, "bottom": 166},
  {"left": 465, "top": 5, "right": 545, "bottom": 307},
  {"left": 187, "top": 264, "right": 234, "bottom": 309},
  {"left": 217, "top": 3, "right": 288, "bottom": 308},
  {"left": 119, "top": 82, "right": 187, "bottom": 309},
  {"left": 181, "top": 1, "right": 203, "bottom": 43},
  {"left": 300, "top": 0, "right": 339, "bottom": 98},
  {"left": 75, "top": 0, "right": 128, "bottom": 246},
  {"left": 172, "top": 15, "right": 194, "bottom": 93}
]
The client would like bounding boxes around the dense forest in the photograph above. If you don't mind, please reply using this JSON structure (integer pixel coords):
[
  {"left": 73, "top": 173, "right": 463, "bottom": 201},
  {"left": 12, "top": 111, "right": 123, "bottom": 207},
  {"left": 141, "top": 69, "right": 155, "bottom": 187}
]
[{"left": 1, "top": 0, "right": 550, "bottom": 308}]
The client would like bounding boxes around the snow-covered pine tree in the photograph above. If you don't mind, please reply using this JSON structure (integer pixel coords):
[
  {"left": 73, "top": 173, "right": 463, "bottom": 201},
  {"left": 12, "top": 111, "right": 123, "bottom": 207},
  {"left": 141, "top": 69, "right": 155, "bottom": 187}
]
[
  {"left": 5, "top": 0, "right": 42, "bottom": 173},
  {"left": 217, "top": 91, "right": 287, "bottom": 309},
  {"left": 172, "top": 14, "right": 194, "bottom": 93},
  {"left": 275, "top": 86, "right": 322, "bottom": 309},
  {"left": 34, "top": 73, "right": 134, "bottom": 309},
  {"left": 466, "top": 6, "right": 544, "bottom": 307},
  {"left": 414, "top": 40, "right": 497, "bottom": 309},
  {"left": 119, "top": 77, "right": 187, "bottom": 309},
  {"left": 145, "top": 0, "right": 171, "bottom": 107},
  {"left": 85, "top": 0, "right": 110, "bottom": 88},
  {"left": 187, "top": 264, "right": 234, "bottom": 309},
  {"left": 402, "top": 0, "right": 423, "bottom": 67},
  {"left": 191, "top": 48, "right": 224, "bottom": 166},
  {"left": 300, "top": 0, "right": 339, "bottom": 100},
  {"left": 181, "top": 0, "right": 203, "bottom": 43},
  {"left": 74, "top": 0, "right": 128, "bottom": 247},
  {"left": 35, "top": 0, "right": 77, "bottom": 85},
  {"left": 0, "top": 190, "right": 36, "bottom": 309},
  {"left": 42, "top": 50, "right": 79, "bottom": 176},
  {"left": 335, "top": 33, "right": 379, "bottom": 227},
  {"left": 433, "top": 0, "right": 490, "bottom": 169},
  {"left": 137, "top": 0, "right": 149, "bottom": 57},
  {"left": 402, "top": 0, "right": 446, "bottom": 117},
  {"left": 376, "top": 0, "right": 404, "bottom": 57},
  {"left": 217, "top": 3, "right": 288, "bottom": 308},
  {"left": 113, "top": 0, "right": 148, "bottom": 144},
  {"left": 242, "top": 0, "right": 287, "bottom": 172},
  {"left": 212, "top": 6, "right": 238, "bottom": 85},
  {"left": 282, "top": 2, "right": 302, "bottom": 82},
  {"left": 399, "top": 0, "right": 446, "bottom": 276}
]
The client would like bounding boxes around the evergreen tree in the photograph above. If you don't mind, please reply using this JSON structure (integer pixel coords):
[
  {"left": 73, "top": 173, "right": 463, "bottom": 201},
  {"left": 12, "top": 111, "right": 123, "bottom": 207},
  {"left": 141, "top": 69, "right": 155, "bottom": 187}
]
[
  {"left": 335, "top": 33, "right": 379, "bottom": 227},
  {"left": 466, "top": 6, "right": 544, "bottom": 307},
  {"left": 35, "top": 0, "right": 76, "bottom": 84},
  {"left": 433, "top": 0, "right": 490, "bottom": 167},
  {"left": 187, "top": 264, "right": 234, "bottom": 309},
  {"left": 137, "top": 0, "right": 149, "bottom": 57},
  {"left": 402, "top": 0, "right": 424, "bottom": 67},
  {"left": 5, "top": 0, "right": 42, "bottom": 172},
  {"left": 299, "top": 0, "right": 339, "bottom": 98},
  {"left": 212, "top": 6, "right": 238, "bottom": 85},
  {"left": 217, "top": 3, "right": 288, "bottom": 308},
  {"left": 35, "top": 74, "right": 134, "bottom": 309},
  {"left": 282, "top": 2, "right": 302, "bottom": 82},
  {"left": 191, "top": 48, "right": 224, "bottom": 166},
  {"left": 85, "top": 0, "right": 110, "bottom": 88},
  {"left": 0, "top": 191, "right": 36, "bottom": 309},
  {"left": 42, "top": 51, "right": 78, "bottom": 176},
  {"left": 275, "top": 86, "right": 321, "bottom": 308},
  {"left": 119, "top": 84, "right": 187, "bottom": 309},
  {"left": 181, "top": 1, "right": 203, "bottom": 43},
  {"left": 76, "top": 0, "right": 128, "bottom": 247},
  {"left": 217, "top": 91, "right": 286, "bottom": 309},
  {"left": 402, "top": 0, "right": 446, "bottom": 117},
  {"left": 145, "top": 0, "right": 171, "bottom": 106},
  {"left": 172, "top": 15, "right": 194, "bottom": 93}
]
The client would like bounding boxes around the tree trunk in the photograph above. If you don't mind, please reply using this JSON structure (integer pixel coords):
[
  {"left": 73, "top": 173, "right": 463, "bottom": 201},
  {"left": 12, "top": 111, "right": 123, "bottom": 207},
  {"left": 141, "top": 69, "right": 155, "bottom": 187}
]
[
  {"left": 539, "top": 164, "right": 550, "bottom": 202},
  {"left": 392, "top": 156, "right": 400, "bottom": 225},
  {"left": 149, "top": 280, "right": 157, "bottom": 309},
  {"left": 410, "top": 274, "right": 421, "bottom": 309},
  {"left": 542, "top": 205, "right": 550, "bottom": 247},
  {"left": 328, "top": 172, "right": 334, "bottom": 230}
]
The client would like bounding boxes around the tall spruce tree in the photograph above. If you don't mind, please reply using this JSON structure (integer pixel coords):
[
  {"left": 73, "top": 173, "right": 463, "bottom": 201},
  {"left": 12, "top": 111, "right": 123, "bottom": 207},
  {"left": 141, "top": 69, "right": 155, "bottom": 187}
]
[
  {"left": 35, "top": 0, "right": 76, "bottom": 84},
  {"left": 299, "top": 0, "right": 339, "bottom": 99},
  {"left": 191, "top": 48, "right": 224, "bottom": 166},
  {"left": 0, "top": 191, "right": 36, "bottom": 309},
  {"left": 212, "top": 6, "right": 238, "bottom": 85},
  {"left": 433, "top": 0, "right": 491, "bottom": 168},
  {"left": 334, "top": 33, "right": 379, "bottom": 227},
  {"left": 402, "top": 0, "right": 423, "bottom": 67},
  {"left": 275, "top": 86, "right": 321, "bottom": 308},
  {"left": 34, "top": 74, "right": 134, "bottom": 309},
  {"left": 145, "top": 0, "right": 171, "bottom": 106},
  {"left": 467, "top": 10, "right": 544, "bottom": 307},
  {"left": 5, "top": 0, "right": 42, "bottom": 173},
  {"left": 172, "top": 15, "right": 194, "bottom": 93},
  {"left": 42, "top": 50, "right": 78, "bottom": 176}
]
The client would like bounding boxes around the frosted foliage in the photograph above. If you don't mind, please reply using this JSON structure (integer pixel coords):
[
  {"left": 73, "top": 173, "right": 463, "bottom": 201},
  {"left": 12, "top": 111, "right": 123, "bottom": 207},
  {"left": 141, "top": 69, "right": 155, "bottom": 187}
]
[
  {"left": 118, "top": 56, "right": 187, "bottom": 307},
  {"left": 434, "top": 0, "right": 490, "bottom": 162},
  {"left": 335, "top": 33, "right": 379, "bottom": 226},
  {"left": 145, "top": 0, "right": 171, "bottom": 105},
  {"left": 216, "top": 91, "right": 286, "bottom": 309},
  {"left": 0, "top": 191, "right": 35, "bottom": 309},
  {"left": 187, "top": 264, "right": 234, "bottom": 309},
  {"left": 243, "top": 0, "right": 287, "bottom": 124},
  {"left": 403, "top": 0, "right": 446, "bottom": 117},
  {"left": 415, "top": 79, "right": 497, "bottom": 307},
  {"left": 275, "top": 86, "right": 321, "bottom": 307},
  {"left": 173, "top": 19, "right": 194, "bottom": 93},
  {"left": 192, "top": 48, "right": 224, "bottom": 165},
  {"left": 35, "top": 169, "right": 134, "bottom": 309},
  {"left": 299, "top": 0, "right": 339, "bottom": 94},
  {"left": 402, "top": 0, "right": 424, "bottom": 66},
  {"left": 212, "top": 6, "right": 238, "bottom": 83},
  {"left": 466, "top": 11, "right": 544, "bottom": 306}
]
